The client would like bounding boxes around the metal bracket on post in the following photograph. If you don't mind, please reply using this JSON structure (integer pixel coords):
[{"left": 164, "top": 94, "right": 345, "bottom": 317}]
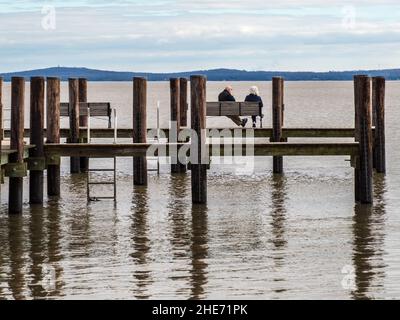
[
  {"left": 27, "top": 157, "right": 46, "bottom": 171},
  {"left": 46, "top": 155, "right": 61, "bottom": 166},
  {"left": 4, "top": 162, "right": 28, "bottom": 178}
]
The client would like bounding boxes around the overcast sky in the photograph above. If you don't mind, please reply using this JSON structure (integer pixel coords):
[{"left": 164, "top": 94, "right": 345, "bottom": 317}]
[{"left": 1, "top": 0, "right": 399, "bottom": 72}]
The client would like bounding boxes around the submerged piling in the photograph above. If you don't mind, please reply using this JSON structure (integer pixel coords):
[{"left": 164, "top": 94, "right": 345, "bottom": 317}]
[
  {"left": 372, "top": 77, "right": 386, "bottom": 174},
  {"left": 272, "top": 77, "right": 284, "bottom": 174},
  {"left": 29, "top": 77, "right": 45, "bottom": 204},
  {"left": 46, "top": 77, "right": 61, "bottom": 197},
  {"left": 79, "top": 78, "right": 89, "bottom": 173},
  {"left": 180, "top": 78, "right": 188, "bottom": 128},
  {"left": 356, "top": 75, "right": 373, "bottom": 204},
  {"left": 190, "top": 75, "right": 207, "bottom": 204},
  {"left": 133, "top": 77, "right": 148, "bottom": 186},
  {"left": 69, "top": 79, "right": 80, "bottom": 174},
  {"left": 9, "top": 77, "right": 25, "bottom": 214}
]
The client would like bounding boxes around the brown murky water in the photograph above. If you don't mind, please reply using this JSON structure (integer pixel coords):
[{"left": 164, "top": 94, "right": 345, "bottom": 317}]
[{"left": 0, "top": 81, "right": 399, "bottom": 300}]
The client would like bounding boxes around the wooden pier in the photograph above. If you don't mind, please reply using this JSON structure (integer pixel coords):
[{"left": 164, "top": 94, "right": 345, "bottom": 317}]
[{"left": 0, "top": 74, "right": 386, "bottom": 214}]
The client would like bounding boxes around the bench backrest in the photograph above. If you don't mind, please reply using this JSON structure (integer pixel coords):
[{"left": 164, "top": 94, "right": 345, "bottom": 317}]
[
  {"left": 60, "top": 102, "right": 111, "bottom": 117},
  {"left": 207, "top": 102, "right": 262, "bottom": 117}
]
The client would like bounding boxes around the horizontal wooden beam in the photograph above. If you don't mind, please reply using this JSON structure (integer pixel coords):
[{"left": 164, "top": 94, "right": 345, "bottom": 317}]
[
  {"left": 4, "top": 127, "right": 365, "bottom": 139},
  {"left": 44, "top": 142, "right": 359, "bottom": 158},
  {"left": 1, "top": 145, "right": 35, "bottom": 166}
]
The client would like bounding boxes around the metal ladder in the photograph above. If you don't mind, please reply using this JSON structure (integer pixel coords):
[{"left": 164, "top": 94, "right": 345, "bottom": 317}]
[{"left": 86, "top": 108, "right": 118, "bottom": 202}]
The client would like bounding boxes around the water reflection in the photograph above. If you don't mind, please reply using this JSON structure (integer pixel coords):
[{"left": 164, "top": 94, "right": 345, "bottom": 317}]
[
  {"left": 189, "top": 205, "right": 209, "bottom": 300},
  {"left": 131, "top": 187, "right": 152, "bottom": 299},
  {"left": 351, "top": 175, "right": 387, "bottom": 300},
  {"left": 270, "top": 175, "right": 288, "bottom": 295},
  {"left": 8, "top": 216, "right": 26, "bottom": 300}
]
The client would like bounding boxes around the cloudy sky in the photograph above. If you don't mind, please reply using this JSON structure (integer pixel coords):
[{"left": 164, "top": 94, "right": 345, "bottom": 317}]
[{"left": 0, "top": 0, "right": 399, "bottom": 72}]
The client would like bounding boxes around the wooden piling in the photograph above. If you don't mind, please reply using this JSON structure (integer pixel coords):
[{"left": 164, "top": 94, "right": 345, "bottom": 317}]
[
  {"left": 354, "top": 76, "right": 362, "bottom": 202},
  {"left": 133, "top": 77, "right": 148, "bottom": 186},
  {"left": 79, "top": 78, "right": 89, "bottom": 173},
  {"left": 69, "top": 79, "right": 80, "bottom": 173},
  {"left": 372, "top": 77, "right": 386, "bottom": 174},
  {"left": 191, "top": 75, "right": 207, "bottom": 204},
  {"left": 9, "top": 77, "right": 25, "bottom": 214},
  {"left": 170, "top": 78, "right": 186, "bottom": 173},
  {"left": 272, "top": 77, "right": 284, "bottom": 174},
  {"left": 180, "top": 78, "right": 188, "bottom": 127},
  {"left": 46, "top": 77, "right": 61, "bottom": 197},
  {"left": 356, "top": 76, "right": 373, "bottom": 204},
  {"left": 29, "top": 77, "right": 45, "bottom": 204}
]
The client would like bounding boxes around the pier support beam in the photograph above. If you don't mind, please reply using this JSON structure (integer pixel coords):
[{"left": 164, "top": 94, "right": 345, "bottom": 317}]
[
  {"left": 79, "top": 78, "right": 89, "bottom": 173},
  {"left": 29, "top": 77, "right": 45, "bottom": 204},
  {"left": 9, "top": 77, "right": 25, "bottom": 214},
  {"left": 372, "top": 77, "right": 386, "bottom": 174},
  {"left": 47, "top": 78, "right": 61, "bottom": 197},
  {"left": 355, "top": 75, "right": 373, "bottom": 204},
  {"left": 69, "top": 79, "right": 80, "bottom": 174},
  {"left": 180, "top": 78, "right": 188, "bottom": 128},
  {"left": 272, "top": 77, "right": 284, "bottom": 174},
  {"left": 170, "top": 78, "right": 187, "bottom": 174},
  {"left": 133, "top": 77, "right": 148, "bottom": 186},
  {"left": 191, "top": 75, "right": 207, "bottom": 204}
]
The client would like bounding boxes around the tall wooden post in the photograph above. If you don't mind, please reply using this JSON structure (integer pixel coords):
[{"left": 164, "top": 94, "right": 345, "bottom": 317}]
[
  {"left": 0, "top": 77, "right": 3, "bottom": 159},
  {"left": 133, "top": 77, "right": 148, "bottom": 186},
  {"left": 69, "top": 79, "right": 80, "bottom": 173},
  {"left": 9, "top": 77, "right": 25, "bottom": 214},
  {"left": 29, "top": 77, "right": 45, "bottom": 204},
  {"left": 356, "top": 76, "right": 373, "bottom": 204},
  {"left": 272, "top": 77, "right": 284, "bottom": 174},
  {"left": 180, "top": 78, "right": 188, "bottom": 127},
  {"left": 170, "top": 78, "right": 186, "bottom": 173},
  {"left": 47, "top": 77, "right": 61, "bottom": 197},
  {"left": 79, "top": 78, "right": 89, "bottom": 173},
  {"left": 372, "top": 77, "right": 386, "bottom": 174},
  {"left": 191, "top": 75, "right": 207, "bottom": 204}
]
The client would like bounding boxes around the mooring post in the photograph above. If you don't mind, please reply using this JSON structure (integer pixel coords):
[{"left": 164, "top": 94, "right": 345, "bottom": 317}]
[
  {"left": 354, "top": 75, "right": 364, "bottom": 202},
  {"left": 29, "top": 77, "right": 45, "bottom": 204},
  {"left": 133, "top": 77, "right": 148, "bottom": 186},
  {"left": 272, "top": 77, "right": 284, "bottom": 174},
  {"left": 69, "top": 78, "right": 80, "bottom": 173},
  {"left": 180, "top": 78, "right": 189, "bottom": 127},
  {"left": 372, "top": 77, "right": 386, "bottom": 174},
  {"left": 191, "top": 75, "right": 207, "bottom": 204},
  {"left": 357, "top": 75, "right": 373, "bottom": 204},
  {"left": 170, "top": 78, "right": 186, "bottom": 174},
  {"left": 79, "top": 78, "right": 89, "bottom": 173},
  {"left": 46, "top": 77, "right": 61, "bottom": 197},
  {"left": 9, "top": 77, "right": 25, "bottom": 214}
]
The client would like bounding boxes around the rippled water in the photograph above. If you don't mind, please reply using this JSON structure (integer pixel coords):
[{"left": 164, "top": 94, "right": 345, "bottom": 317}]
[{"left": 0, "top": 81, "right": 400, "bottom": 300}]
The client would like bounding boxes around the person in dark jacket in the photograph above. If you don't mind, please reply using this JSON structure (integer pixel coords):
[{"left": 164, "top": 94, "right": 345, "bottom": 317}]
[
  {"left": 218, "top": 86, "right": 248, "bottom": 127},
  {"left": 245, "top": 86, "right": 264, "bottom": 128}
]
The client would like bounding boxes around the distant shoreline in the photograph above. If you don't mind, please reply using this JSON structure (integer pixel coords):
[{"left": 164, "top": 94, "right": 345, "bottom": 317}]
[{"left": 1, "top": 66, "right": 399, "bottom": 81}]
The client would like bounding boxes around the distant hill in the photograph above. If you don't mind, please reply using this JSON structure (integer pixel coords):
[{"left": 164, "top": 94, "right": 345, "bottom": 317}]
[{"left": 1, "top": 67, "right": 400, "bottom": 81}]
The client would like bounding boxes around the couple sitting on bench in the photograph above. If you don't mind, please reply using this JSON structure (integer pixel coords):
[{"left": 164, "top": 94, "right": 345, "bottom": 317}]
[{"left": 218, "top": 86, "right": 264, "bottom": 128}]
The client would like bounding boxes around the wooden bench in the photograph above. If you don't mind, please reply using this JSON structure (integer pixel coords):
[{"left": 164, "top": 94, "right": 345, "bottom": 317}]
[
  {"left": 207, "top": 102, "right": 264, "bottom": 127},
  {"left": 60, "top": 102, "right": 112, "bottom": 128}
]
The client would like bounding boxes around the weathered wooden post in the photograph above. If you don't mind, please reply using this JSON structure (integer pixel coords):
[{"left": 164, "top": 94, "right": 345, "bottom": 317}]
[
  {"left": 29, "top": 77, "right": 45, "bottom": 204},
  {"left": 69, "top": 79, "right": 80, "bottom": 173},
  {"left": 9, "top": 77, "right": 25, "bottom": 214},
  {"left": 0, "top": 77, "right": 3, "bottom": 157},
  {"left": 180, "top": 78, "right": 188, "bottom": 127},
  {"left": 356, "top": 75, "right": 373, "bottom": 204},
  {"left": 372, "top": 77, "right": 386, "bottom": 174},
  {"left": 133, "top": 77, "right": 148, "bottom": 186},
  {"left": 79, "top": 78, "right": 89, "bottom": 173},
  {"left": 191, "top": 75, "right": 207, "bottom": 204},
  {"left": 170, "top": 78, "right": 186, "bottom": 174},
  {"left": 46, "top": 78, "right": 61, "bottom": 197},
  {"left": 272, "top": 77, "right": 284, "bottom": 174}
]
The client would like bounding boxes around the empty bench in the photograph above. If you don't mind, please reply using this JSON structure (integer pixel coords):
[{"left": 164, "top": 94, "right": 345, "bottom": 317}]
[
  {"left": 60, "top": 102, "right": 112, "bottom": 128},
  {"left": 207, "top": 102, "right": 264, "bottom": 127}
]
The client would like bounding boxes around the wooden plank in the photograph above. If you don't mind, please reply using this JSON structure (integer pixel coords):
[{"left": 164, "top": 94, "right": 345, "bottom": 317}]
[
  {"left": 240, "top": 102, "right": 261, "bottom": 116},
  {"left": 207, "top": 102, "right": 221, "bottom": 116},
  {"left": 60, "top": 102, "right": 110, "bottom": 117},
  {"left": 220, "top": 102, "right": 240, "bottom": 116},
  {"left": 44, "top": 142, "right": 359, "bottom": 158}
]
